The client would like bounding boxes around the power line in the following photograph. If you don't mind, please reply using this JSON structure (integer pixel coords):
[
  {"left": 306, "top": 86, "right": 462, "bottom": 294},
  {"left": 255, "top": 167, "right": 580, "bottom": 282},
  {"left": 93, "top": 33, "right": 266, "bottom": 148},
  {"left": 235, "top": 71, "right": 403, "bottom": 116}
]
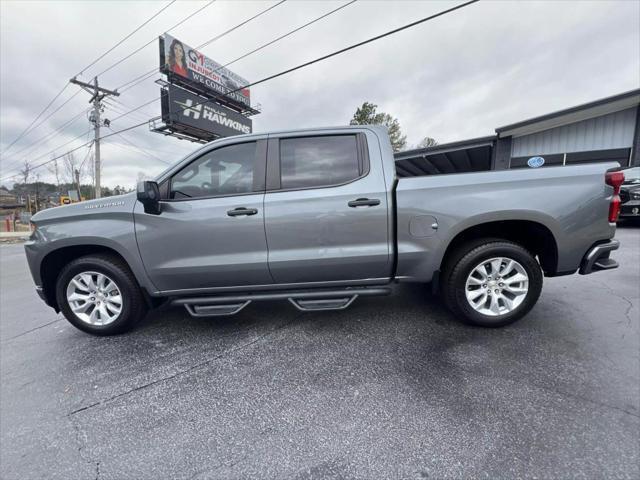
[
  {"left": 1, "top": 108, "right": 91, "bottom": 173},
  {"left": 111, "top": 98, "right": 157, "bottom": 119},
  {"left": 25, "top": 128, "right": 92, "bottom": 166},
  {"left": 213, "top": 0, "right": 357, "bottom": 75},
  {"left": 240, "top": 0, "right": 481, "bottom": 94},
  {"left": 3, "top": 0, "right": 212, "bottom": 161},
  {"left": 197, "top": 0, "right": 287, "bottom": 50},
  {"left": 1, "top": 84, "right": 70, "bottom": 155},
  {"left": 2, "top": 88, "right": 85, "bottom": 165},
  {"left": 95, "top": 0, "right": 218, "bottom": 78},
  {"left": 125, "top": 0, "right": 482, "bottom": 128},
  {"left": 0, "top": 139, "right": 93, "bottom": 184},
  {"left": 1, "top": 0, "right": 194, "bottom": 158},
  {"left": 3, "top": 0, "right": 480, "bottom": 181},
  {"left": 101, "top": 0, "right": 482, "bottom": 140},
  {"left": 1, "top": 87, "right": 86, "bottom": 167},
  {"left": 107, "top": 127, "right": 171, "bottom": 164},
  {"left": 118, "top": 70, "right": 159, "bottom": 94},
  {"left": 77, "top": 0, "right": 177, "bottom": 76},
  {"left": 111, "top": 97, "right": 160, "bottom": 121},
  {"left": 116, "top": 0, "right": 288, "bottom": 92},
  {"left": 104, "top": 100, "right": 150, "bottom": 123},
  {"left": 115, "top": 0, "right": 355, "bottom": 106},
  {"left": 1, "top": 1, "right": 178, "bottom": 158}
]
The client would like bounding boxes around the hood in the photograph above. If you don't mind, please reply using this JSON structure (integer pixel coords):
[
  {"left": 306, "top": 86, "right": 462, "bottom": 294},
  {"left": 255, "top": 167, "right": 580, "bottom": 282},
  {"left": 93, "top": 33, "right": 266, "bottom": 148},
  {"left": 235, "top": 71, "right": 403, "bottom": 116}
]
[
  {"left": 620, "top": 184, "right": 640, "bottom": 192},
  {"left": 31, "top": 192, "right": 137, "bottom": 223}
]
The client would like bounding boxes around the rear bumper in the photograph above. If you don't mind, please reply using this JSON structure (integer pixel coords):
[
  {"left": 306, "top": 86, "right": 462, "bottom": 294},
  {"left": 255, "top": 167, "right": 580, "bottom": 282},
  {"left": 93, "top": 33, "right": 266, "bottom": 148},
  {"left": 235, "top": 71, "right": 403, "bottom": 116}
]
[{"left": 579, "top": 239, "right": 619, "bottom": 275}]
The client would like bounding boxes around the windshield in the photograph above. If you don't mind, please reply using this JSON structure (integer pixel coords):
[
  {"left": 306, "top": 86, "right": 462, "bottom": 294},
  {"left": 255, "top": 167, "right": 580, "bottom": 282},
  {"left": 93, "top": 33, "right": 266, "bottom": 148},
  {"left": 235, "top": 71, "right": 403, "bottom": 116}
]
[{"left": 622, "top": 167, "right": 640, "bottom": 184}]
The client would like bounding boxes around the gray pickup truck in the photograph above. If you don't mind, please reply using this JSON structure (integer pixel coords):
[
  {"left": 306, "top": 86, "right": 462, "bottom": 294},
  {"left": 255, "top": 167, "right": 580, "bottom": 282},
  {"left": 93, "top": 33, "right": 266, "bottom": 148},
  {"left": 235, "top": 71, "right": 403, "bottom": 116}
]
[{"left": 25, "top": 126, "right": 624, "bottom": 335}]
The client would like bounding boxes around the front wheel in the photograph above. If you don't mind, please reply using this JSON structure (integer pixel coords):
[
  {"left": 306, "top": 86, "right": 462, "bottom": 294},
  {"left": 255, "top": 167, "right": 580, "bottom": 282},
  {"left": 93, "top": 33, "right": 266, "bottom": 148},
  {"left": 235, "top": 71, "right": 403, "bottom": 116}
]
[
  {"left": 442, "top": 240, "right": 543, "bottom": 327},
  {"left": 55, "top": 254, "right": 147, "bottom": 335}
]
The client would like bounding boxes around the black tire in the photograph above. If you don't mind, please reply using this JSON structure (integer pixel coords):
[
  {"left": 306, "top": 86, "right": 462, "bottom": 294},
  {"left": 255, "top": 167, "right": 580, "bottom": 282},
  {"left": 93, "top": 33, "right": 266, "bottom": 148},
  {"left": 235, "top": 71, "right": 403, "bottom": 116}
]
[
  {"left": 55, "top": 254, "right": 147, "bottom": 335},
  {"left": 441, "top": 239, "right": 543, "bottom": 327}
]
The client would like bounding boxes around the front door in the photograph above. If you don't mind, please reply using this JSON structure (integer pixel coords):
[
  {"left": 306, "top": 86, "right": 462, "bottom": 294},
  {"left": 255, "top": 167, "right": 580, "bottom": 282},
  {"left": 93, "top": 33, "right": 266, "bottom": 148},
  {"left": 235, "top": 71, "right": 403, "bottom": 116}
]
[
  {"left": 263, "top": 132, "right": 391, "bottom": 284},
  {"left": 135, "top": 139, "right": 273, "bottom": 293}
]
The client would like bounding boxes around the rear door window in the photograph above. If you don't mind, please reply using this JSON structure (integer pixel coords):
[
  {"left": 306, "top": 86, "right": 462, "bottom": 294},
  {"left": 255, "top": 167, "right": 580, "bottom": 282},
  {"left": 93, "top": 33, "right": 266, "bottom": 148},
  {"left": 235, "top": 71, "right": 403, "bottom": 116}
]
[{"left": 279, "top": 135, "right": 362, "bottom": 189}]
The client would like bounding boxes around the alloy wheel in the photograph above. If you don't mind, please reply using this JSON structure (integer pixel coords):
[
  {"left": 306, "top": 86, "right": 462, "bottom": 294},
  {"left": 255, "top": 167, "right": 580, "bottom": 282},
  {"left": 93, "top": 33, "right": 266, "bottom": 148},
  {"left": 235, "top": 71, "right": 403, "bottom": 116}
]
[
  {"left": 66, "top": 271, "right": 123, "bottom": 325},
  {"left": 464, "top": 257, "right": 529, "bottom": 316}
]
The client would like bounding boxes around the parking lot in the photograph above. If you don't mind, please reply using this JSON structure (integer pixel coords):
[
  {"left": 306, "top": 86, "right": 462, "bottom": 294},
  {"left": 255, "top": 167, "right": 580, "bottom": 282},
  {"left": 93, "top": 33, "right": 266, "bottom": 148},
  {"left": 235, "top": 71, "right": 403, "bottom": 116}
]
[{"left": 0, "top": 225, "right": 638, "bottom": 479}]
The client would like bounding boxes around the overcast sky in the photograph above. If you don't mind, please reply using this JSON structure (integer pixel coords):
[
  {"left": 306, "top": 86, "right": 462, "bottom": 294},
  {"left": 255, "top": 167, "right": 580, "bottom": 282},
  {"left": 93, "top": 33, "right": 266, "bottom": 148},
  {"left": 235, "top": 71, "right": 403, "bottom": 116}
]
[{"left": 1, "top": 0, "right": 639, "bottom": 189}]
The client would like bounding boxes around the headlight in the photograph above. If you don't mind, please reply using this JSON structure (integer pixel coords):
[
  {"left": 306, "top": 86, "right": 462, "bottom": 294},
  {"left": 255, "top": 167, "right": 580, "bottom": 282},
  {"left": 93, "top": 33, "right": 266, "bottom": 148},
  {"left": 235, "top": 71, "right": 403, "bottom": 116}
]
[{"left": 631, "top": 191, "right": 640, "bottom": 200}]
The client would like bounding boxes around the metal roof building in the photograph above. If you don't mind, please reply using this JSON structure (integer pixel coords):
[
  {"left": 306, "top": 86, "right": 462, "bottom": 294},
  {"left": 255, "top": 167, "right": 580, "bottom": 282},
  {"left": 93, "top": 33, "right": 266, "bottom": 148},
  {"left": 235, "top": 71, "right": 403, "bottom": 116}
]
[{"left": 396, "top": 88, "right": 640, "bottom": 176}]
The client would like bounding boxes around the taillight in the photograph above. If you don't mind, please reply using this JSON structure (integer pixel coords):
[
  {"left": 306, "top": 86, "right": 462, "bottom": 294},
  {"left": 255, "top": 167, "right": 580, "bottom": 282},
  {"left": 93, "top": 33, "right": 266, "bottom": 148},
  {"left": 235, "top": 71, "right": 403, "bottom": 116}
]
[{"left": 605, "top": 171, "right": 625, "bottom": 222}]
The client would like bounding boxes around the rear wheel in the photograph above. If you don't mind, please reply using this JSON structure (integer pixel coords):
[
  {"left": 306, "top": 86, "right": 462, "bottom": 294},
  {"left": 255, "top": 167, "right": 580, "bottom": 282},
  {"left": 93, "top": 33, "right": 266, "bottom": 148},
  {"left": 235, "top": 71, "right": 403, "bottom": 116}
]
[
  {"left": 442, "top": 239, "right": 543, "bottom": 327},
  {"left": 56, "top": 254, "right": 147, "bottom": 335}
]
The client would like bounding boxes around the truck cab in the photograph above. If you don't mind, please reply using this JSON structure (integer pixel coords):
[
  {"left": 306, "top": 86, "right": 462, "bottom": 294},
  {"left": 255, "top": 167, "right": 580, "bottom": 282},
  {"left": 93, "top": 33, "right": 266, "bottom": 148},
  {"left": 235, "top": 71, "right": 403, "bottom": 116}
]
[{"left": 135, "top": 127, "right": 394, "bottom": 293}]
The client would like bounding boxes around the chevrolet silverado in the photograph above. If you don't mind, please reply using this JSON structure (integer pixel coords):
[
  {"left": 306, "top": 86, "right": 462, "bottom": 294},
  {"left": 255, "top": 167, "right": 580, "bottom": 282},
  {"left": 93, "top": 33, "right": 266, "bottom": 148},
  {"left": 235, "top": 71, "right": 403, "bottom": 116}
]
[{"left": 25, "top": 126, "right": 623, "bottom": 335}]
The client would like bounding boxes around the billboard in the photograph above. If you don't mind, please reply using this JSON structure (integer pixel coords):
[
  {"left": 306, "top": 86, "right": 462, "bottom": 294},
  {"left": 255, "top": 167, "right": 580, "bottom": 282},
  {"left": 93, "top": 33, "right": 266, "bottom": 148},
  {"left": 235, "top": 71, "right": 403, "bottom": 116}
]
[
  {"left": 161, "top": 85, "right": 252, "bottom": 140},
  {"left": 160, "top": 34, "right": 250, "bottom": 108}
]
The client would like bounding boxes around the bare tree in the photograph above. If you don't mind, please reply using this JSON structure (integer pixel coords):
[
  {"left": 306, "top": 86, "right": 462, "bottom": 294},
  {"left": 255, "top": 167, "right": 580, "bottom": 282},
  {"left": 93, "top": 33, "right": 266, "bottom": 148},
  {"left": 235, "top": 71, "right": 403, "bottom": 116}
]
[
  {"left": 18, "top": 159, "right": 33, "bottom": 213},
  {"left": 82, "top": 150, "right": 94, "bottom": 194},
  {"left": 62, "top": 152, "right": 78, "bottom": 185},
  {"left": 19, "top": 159, "right": 32, "bottom": 185},
  {"left": 46, "top": 154, "right": 61, "bottom": 189}
]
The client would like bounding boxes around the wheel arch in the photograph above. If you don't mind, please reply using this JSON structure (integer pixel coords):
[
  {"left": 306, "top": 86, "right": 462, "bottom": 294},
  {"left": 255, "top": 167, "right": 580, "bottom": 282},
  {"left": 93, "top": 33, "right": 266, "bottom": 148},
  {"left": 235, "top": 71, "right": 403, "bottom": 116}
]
[
  {"left": 40, "top": 244, "right": 152, "bottom": 311},
  {"left": 439, "top": 219, "right": 559, "bottom": 276}
]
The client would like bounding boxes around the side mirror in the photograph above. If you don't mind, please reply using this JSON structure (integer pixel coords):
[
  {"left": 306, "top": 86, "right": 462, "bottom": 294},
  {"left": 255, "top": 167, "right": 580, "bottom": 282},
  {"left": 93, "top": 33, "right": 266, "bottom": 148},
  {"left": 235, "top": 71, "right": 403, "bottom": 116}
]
[{"left": 137, "top": 181, "right": 161, "bottom": 215}]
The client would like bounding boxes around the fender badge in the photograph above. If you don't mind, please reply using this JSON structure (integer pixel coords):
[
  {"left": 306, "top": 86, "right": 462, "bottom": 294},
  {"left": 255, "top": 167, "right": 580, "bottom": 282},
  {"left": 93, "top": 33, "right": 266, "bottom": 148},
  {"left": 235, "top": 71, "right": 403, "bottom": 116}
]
[{"left": 84, "top": 201, "right": 125, "bottom": 210}]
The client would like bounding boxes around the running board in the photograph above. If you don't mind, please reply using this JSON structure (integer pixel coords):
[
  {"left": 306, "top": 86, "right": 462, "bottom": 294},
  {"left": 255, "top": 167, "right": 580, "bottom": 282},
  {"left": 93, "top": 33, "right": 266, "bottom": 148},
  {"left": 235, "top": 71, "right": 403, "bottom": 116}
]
[
  {"left": 173, "top": 287, "right": 391, "bottom": 317},
  {"left": 288, "top": 296, "right": 358, "bottom": 311},
  {"left": 184, "top": 301, "right": 251, "bottom": 317}
]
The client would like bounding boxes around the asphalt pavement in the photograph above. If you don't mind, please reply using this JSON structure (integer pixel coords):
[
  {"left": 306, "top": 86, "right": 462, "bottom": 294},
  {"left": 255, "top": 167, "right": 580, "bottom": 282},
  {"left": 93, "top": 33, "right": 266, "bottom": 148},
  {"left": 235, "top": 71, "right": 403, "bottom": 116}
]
[{"left": 1, "top": 226, "right": 638, "bottom": 479}]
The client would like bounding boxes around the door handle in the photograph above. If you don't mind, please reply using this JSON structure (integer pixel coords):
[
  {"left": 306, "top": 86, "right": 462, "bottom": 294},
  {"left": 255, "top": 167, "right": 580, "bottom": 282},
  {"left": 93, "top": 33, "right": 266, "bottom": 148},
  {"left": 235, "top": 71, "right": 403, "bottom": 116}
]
[
  {"left": 227, "top": 207, "right": 258, "bottom": 217},
  {"left": 348, "top": 198, "right": 380, "bottom": 208}
]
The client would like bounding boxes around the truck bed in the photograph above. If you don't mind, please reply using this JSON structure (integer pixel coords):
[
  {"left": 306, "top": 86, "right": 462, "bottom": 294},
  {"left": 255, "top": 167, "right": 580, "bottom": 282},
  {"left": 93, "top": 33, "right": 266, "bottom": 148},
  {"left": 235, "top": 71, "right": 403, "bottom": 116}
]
[{"left": 393, "top": 162, "right": 619, "bottom": 282}]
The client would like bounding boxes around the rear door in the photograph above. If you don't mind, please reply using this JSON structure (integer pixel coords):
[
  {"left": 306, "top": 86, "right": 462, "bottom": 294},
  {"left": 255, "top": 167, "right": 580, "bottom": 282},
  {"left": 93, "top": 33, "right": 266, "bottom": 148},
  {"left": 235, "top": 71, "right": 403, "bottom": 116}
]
[
  {"left": 263, "top": 130, "right": 391, "bottom": 284},
  {"left": 135, "top": 139, "right": 273, "bottom": 292}
]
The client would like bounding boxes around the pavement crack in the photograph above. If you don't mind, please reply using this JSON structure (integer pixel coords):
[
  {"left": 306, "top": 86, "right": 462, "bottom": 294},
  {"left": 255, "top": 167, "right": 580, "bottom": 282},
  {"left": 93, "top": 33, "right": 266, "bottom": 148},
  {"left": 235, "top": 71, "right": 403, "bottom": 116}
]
[
  {"left": 586, "top": 278, "right": 636, "bottom": 327},
  {"left": 3, "top": 317, "right": 63, "bottom": 342},
  {"left": 537, "top": 382, "right": 640, "bottom": 419},
  {"left": 456, "top": 362, "right": 640, "bottom": 420},
  {"left": 70, "top": 416, "right": 101, "bottom": 473},
  {"left": 67, "top": 317, "right": 299, "bottom": 416}
]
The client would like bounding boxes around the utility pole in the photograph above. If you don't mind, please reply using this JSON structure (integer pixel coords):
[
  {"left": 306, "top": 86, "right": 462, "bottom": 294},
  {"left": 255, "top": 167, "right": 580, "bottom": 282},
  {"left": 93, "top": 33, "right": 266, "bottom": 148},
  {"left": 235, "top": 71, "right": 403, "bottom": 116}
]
[
  {"left": 69, "top": 76, "right": 119, "bottom": 199},
  {"left": 74, "top": 169, "right": 81, "bottom": 200},
  {"left": 34, "top": 173, "right": 40, "bottom": 213}
]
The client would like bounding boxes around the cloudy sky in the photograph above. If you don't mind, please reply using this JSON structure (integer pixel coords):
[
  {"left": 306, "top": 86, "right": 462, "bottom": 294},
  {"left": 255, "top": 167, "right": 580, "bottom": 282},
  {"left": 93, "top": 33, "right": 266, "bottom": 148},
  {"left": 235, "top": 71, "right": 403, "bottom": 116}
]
[{"left": 1, "top": 0, "right": 639, "bottom": 189}]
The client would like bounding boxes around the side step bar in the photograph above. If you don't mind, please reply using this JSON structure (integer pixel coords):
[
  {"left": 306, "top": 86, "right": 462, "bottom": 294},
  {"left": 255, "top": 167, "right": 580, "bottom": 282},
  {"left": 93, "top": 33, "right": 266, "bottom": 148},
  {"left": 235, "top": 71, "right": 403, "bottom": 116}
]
[{"left": 172, "top": 287, "right": 391, "bottom": 317}]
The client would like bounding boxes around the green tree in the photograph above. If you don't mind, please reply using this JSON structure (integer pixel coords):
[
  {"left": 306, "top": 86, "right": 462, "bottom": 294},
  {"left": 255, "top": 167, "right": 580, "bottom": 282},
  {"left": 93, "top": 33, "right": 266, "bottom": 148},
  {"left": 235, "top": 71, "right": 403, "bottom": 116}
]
[
  {"left": 350, "top": 102, "right": 407, "bottom": 152},
  {"left": 417, "top": 136, "right": 438, "bottom": 149}
]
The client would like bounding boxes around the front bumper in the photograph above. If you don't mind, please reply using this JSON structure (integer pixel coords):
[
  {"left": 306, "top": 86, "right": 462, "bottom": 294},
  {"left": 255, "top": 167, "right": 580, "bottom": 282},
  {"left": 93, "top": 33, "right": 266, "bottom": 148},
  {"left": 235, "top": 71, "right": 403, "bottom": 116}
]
[
  {"left": 579, "top": 239, "right": 619, "bottom": 275},
  {"left": 620, "top": 200, "right": 640, "bottom": 217},
  {"left": 35, "top": 285, "right": 47, "bottom": 302}
]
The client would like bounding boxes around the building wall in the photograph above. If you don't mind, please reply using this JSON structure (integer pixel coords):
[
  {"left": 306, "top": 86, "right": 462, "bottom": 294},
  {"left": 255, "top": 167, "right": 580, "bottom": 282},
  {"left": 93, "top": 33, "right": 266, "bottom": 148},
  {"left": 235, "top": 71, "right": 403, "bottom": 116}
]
[
  {"left": 511, "top": 107, "right": 638, "bottom": 157},
  {"left": 492, "top": 136, "right": 511, "bottom": 170}
]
